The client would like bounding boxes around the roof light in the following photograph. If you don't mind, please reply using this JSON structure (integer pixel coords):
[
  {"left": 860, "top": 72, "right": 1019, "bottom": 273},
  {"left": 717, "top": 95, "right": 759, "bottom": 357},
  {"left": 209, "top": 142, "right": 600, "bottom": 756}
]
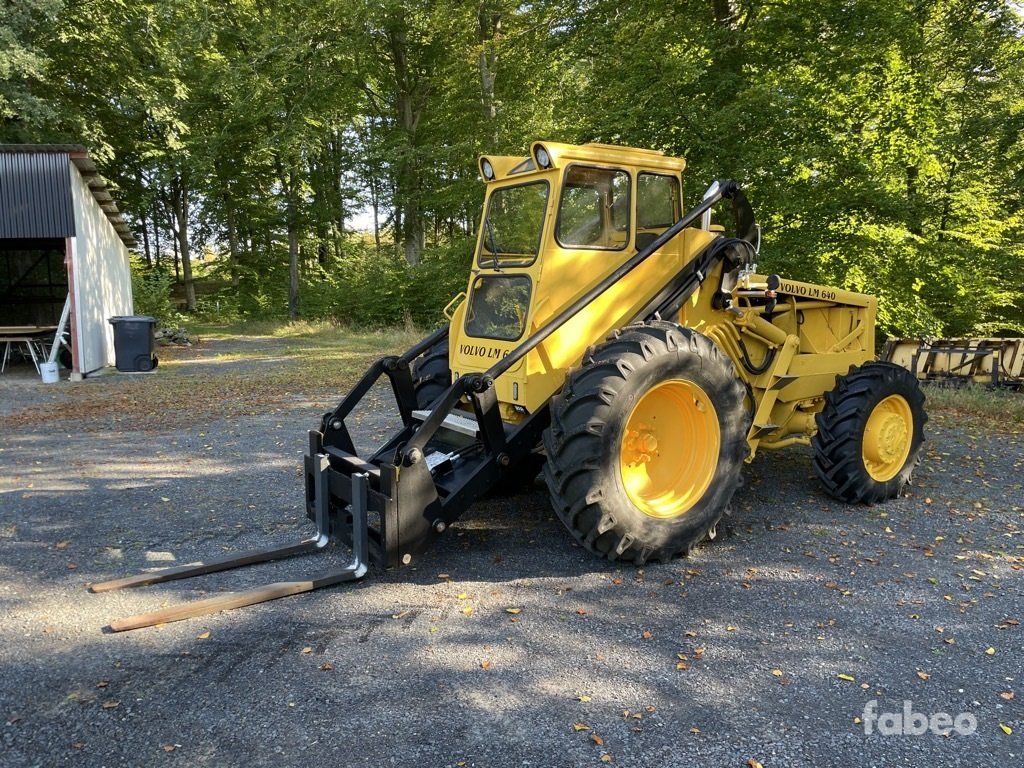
[
  {"left": 480, "top": 157, "right": 495, "bottom": 180},
  {"left": 534, "top": 144, "right": 551, "bottom": 169}
]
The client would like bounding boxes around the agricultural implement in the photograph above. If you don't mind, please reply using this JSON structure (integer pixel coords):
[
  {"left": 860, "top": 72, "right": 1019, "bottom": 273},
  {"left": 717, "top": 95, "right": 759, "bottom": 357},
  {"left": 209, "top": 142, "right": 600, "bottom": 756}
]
[
  {"left": 882, "top": 337, "right": 1024, "bottom": 389},
  {"left": 91, "top": 142, "right": 926, "bottom": 631}
]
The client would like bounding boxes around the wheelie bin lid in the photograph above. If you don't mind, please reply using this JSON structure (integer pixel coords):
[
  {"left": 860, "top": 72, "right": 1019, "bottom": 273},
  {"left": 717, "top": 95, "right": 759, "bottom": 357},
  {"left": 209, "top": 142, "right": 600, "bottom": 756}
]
[{"left": 108, "top": 315, "right": 157, "bottom": 324}]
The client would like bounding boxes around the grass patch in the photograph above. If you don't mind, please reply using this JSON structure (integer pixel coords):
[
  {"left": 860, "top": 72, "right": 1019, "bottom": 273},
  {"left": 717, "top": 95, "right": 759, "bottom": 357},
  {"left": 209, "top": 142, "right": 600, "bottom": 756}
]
[
  {"left": 2, "top": 324, "right": 433, "bottom": 432},
  {"left": 923, "top": 384, "right": 1024, "bottom": 433}
]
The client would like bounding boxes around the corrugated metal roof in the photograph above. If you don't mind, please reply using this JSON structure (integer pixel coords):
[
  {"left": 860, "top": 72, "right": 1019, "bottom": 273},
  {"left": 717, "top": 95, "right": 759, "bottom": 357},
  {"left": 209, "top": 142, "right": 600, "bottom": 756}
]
[{"left": 0, "top": 145, "right": 136, "bottom": 248}]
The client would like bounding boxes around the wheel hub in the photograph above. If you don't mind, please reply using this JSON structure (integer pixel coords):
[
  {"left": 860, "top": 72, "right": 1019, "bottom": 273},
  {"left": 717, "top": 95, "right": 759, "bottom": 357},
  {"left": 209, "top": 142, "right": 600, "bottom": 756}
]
[
  {"left": 863, "top": 394, "right": 913, "bottom": 482},
  {"left": 619, "top": 380, "right": 720, "bottom": 519}
]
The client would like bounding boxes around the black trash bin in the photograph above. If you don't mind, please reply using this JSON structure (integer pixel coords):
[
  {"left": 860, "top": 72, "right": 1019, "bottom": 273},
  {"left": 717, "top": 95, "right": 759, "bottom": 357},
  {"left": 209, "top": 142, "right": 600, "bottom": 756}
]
[{"left": 108, "top": 316, "right": 159, "bottom": 372}]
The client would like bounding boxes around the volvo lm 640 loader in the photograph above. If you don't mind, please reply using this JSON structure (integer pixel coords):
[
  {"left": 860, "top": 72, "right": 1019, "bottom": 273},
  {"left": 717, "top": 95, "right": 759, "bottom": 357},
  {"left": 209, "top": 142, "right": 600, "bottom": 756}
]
[{"left": 92, "top": 141, "right": 926, "bottom": 631}]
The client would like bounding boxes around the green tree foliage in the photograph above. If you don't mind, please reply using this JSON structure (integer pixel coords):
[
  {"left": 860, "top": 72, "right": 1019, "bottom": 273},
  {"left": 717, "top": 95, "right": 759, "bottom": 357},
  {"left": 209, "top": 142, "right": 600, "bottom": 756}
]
[{"left": 1, "top": 0, "right": 1020, "bottom": 335}]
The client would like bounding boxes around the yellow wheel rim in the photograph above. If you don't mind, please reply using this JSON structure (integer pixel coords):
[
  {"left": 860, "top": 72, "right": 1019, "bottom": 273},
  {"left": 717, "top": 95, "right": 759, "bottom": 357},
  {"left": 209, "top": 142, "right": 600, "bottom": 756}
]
[
  {"left": 862, "top": 394, "right": 913, "bottom": 482},
  {"left": 619, "top": 380, "right": 720, "bottom": 519}
]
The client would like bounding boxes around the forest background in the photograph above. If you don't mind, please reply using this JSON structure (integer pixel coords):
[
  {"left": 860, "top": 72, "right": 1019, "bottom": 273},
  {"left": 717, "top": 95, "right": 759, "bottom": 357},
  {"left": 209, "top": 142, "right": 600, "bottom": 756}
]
[{"left": 2, "top": 0, "right": 1022, "bottom": 338}]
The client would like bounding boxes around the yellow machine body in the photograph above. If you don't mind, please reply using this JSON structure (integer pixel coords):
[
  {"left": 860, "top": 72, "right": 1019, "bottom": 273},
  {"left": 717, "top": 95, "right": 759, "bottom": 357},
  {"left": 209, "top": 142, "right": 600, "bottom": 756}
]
[{"left": 447, "top": 141, "right": 877, "bottom": 459}]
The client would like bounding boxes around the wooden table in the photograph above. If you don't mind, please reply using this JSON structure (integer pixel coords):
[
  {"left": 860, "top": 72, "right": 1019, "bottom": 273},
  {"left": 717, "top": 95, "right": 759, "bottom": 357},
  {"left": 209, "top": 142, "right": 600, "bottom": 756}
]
[{"left": 0, "top": 326, "right": 58, "bottom": 374}]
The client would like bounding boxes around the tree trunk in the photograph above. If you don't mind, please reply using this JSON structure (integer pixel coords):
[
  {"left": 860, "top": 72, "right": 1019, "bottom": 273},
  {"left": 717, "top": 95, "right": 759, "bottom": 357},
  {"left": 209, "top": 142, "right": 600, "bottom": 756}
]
[
  {"left": 906, "top": 164, "right": 922, "bottom": 237},
  {"left": 152, "top": 199, "right": 162, "bottom": 269},
  {"left": 389, "top": 23, "right": 426, "bottom": 265},
  {"left": 175, "top": 180, "right": 196, "bottom": 312},
  {"left": 140, "top": 210, "right": 151, "bottom": 266},
  {"left": 226, "top": 198, "right": 240, "bottom": 288},
  {"left": 478, "top": 2, "right": 501, "bottom": 141},
  {"left": 286, "top": 167, "right": 300, "bottom": 321}
]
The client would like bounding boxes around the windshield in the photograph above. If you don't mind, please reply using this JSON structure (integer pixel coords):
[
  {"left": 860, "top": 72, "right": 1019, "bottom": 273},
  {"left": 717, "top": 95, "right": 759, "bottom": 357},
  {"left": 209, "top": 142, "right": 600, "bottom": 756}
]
[{"left": 477, "top": 181, "right": 549, "bottom": 267}]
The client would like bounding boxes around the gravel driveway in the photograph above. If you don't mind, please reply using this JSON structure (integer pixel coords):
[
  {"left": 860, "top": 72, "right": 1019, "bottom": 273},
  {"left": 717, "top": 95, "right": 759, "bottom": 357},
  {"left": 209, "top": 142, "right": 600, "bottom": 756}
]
[{"left": 0, "top": 339, "right": 1021, "bottom": 767}]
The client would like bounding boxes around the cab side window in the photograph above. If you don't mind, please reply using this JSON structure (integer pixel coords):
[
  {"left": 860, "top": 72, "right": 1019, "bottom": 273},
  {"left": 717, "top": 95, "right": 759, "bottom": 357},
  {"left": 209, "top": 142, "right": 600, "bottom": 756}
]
[
  {"left": 637, "top": 173, "right": 680, "bottom": 231},
  {"left": 556, "top": 165, "right": 630, "bottom": 250}
]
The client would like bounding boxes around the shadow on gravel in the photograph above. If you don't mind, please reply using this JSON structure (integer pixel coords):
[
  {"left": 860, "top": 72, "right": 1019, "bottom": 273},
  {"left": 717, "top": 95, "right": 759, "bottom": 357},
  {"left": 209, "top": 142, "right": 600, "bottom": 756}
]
[{"left": 1, "top": 360, "right": 1021, "bottom": 767}]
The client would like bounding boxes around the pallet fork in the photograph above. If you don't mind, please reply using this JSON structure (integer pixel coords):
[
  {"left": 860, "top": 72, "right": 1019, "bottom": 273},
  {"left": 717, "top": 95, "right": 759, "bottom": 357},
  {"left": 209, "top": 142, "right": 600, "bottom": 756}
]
[{"left": 89, "top": 470, "right": 370, "bottom": 632}]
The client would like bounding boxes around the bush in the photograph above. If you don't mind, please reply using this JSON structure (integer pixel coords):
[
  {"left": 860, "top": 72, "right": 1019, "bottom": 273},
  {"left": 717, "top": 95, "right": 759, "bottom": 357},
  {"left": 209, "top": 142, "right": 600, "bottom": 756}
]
[{"left": 129, "top": 258, "right": 178, "bottom": 326}]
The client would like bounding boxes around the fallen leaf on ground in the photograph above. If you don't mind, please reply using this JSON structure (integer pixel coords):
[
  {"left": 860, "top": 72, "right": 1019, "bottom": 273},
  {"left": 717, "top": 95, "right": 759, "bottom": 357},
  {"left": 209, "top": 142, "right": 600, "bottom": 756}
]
[
  {"left": 747, "top": 759, "right": 765, "bottom": 768},
  {"left": 591, "top": 733, "right": 604, "bottom": 746},
  {"left": 505, "top": 607, "right": 521, "bottom": 614},
  {"left": 837, "top": 674, "right": 856, "bottom": 682},
  {"left": 642, "top": 630, "right": 653, "bottom": 640},
  {"left": 480, "top": 659, "right": 492, "bottom": 670},
  {"left": 578, "top": 695, "right": 591, "bottom": 702},
  {"left": 573, "top": 722, "right": 590, "bottom": 732},
  {"left": 391, "top": 610, "right": 409, "bottom": 620},
  {"left": 319, "top": 662, "right": 333, "bottom": 671},
  {"left": 301, "top": 646, "right": 312, "bottom": 654},
  {"left": 985, "top": 647, "right": 996, "bottom": 656},
  {"left": 163, "top": 745, "right": 176, "bottom": 753},
  {"left": 916, "top": 671, "right": 930, "bottom": 681},
  {"left": 101, "top": 701, "right": 120, "bottom": 710},
  {"left": 1000, "top": 723, "right": 1013, "bottom": 735},
  {"left": 197, "top": 631, "right": 210, "bottom": 640},
  {"left": 461, "top": 606, "right": 474, "bottom": 616},
  {"left": 999, "top": 691, "right": 1014, "bottom": 700},
  {"left": 771, "top": 669, "right": 783, "bottom": 677},
  {"left": 600, "top": 755, "right": 613, "bottom": 763}
]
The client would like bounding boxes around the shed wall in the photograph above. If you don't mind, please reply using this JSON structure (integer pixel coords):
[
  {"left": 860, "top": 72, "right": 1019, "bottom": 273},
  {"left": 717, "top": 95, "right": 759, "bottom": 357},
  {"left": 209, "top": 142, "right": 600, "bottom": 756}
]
[{"left": 69, "top": 163, "right": 132, "bottom": 374}]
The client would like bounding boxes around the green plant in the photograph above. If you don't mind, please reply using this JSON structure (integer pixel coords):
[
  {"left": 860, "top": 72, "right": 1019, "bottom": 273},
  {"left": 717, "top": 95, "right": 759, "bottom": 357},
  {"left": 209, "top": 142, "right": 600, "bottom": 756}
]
[{"left": 130, "top": 258, "right": 178, "bottom": 326}]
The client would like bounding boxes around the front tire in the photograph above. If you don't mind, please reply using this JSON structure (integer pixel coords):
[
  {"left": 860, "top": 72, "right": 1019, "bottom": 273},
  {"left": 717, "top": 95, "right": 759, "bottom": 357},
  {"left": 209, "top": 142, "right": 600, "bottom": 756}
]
[
  {"left": 543, "top": 322, "right": 749, "bottom": 564},
  {"left": 812, "top": 362, "right": 926, "bottom": 503},
  {"left": 411, "top": 340, "right": 451, "bottom": 409}
]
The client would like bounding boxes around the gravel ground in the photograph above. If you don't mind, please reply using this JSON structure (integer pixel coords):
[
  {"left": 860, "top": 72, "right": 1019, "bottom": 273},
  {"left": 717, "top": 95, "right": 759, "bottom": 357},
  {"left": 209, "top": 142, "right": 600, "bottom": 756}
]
[{"left": 0, "top": 341, "right": 1021, "bottom": 767}]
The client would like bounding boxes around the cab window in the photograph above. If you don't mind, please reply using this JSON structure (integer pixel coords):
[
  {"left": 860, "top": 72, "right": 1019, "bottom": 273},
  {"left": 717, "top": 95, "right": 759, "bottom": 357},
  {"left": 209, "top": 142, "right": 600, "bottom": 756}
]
[
  {"left": 477, "top": 182, "right": 549, "bottom": 268},
  {"left": 556, "top": 166, "right": 630, "bottom": 250},
  {"left": 465, "top": 275, "right": 532, "bottom": 341},
  {"left": 637, "top": 173, "right": 680, "bottom": 230}
]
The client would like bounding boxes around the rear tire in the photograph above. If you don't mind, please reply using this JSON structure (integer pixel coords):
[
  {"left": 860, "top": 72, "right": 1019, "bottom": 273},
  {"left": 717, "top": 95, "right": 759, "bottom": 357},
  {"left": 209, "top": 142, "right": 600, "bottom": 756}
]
[
  {"left": 412, "top": 340, "right": 451, "bottom": 409},
  {"left": 543, "top": 322, "right": 749, "bottom": 564},
  {"left": 812, "top": 362, "right": 926, "bottom": 503}
]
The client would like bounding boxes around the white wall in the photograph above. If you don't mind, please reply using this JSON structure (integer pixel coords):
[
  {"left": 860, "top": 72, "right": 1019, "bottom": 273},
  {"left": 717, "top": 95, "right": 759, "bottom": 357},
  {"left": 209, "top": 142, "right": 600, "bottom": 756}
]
[{"left": 68, "top": 163, "right": 133, "bottom": 374}]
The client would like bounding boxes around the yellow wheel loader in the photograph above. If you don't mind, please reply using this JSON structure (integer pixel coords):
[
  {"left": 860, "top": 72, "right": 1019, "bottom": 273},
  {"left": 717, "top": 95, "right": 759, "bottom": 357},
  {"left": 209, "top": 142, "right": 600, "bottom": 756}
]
[{"left": 92, "top": 141, "right": 926, "bottom": 630}]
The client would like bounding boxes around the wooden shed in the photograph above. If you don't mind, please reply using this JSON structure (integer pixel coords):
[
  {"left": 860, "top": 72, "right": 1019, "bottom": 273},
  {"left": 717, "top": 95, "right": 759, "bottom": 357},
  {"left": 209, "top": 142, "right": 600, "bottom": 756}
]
[{"left": 0, "top": 145, "right": 135, "bottom": 378}]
